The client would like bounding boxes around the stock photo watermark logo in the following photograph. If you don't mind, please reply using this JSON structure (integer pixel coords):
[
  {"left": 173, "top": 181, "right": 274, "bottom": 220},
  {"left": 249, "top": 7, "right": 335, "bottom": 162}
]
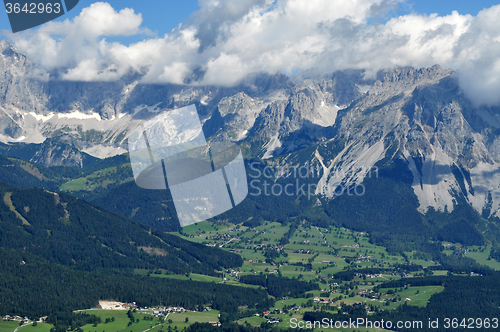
[
  {"left": 127, "top": 105, "right": 248, "bottom": 228},
  {"left": 4, "top": 0, "right": 79, "bottom": 33},
  {"left": 248, "top": 162, "right": 378, "bottom": 200}
]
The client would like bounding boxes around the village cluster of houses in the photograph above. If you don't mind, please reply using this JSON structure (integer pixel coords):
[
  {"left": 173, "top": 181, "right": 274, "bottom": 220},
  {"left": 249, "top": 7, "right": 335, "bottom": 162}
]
[
  {"left": 248, "top": 243, "right": 284, "bottom": 251},
  {"left": 137, "top": 305, "right": 215, "bottom": 316},
  {"left": 247, "top": 259, "right": 262, "bottom": 263},
  {"left": 266, "top": 317, "right": 280, "bottom": 324},
  {"left": 209, "top": 233, "right": 235, "bottom": 241},
  {"left": 354, "top": 272, "right": 383, "bottom": 279},
  {"left": 313, "top": 297, "right": 332, "bottom": 304},
  {"left": 341, "top": 243, "right": 360, "bottom": 248},
  {"left": 248, "top": 228, "right": 268, "bottom": 234},
  {"left": 356, "top": 289, "right": 378, "bottom": 298},
  {"left": 1, "top": 315, "right": 45, "bottom": 324},
  {"left": 144, "top": 306, "right": 186, "bottom": 315},
  {"left": 145, "top": 306, "right": 219, "bottom": 326},
  {"left": 227, "top": 269, "right": 241, "bottom": 278},
  {"left": 259, "top": 311, "right": 283, "bottom": 324},
  {"left": 2, "top": 315, "right": 30, "bottom": 323},
  {"left": 205, "top": 238, "right": 287, "bottom": 253},
  {"left": 98, "top": 302, "right": 214, "bottom": 317}
]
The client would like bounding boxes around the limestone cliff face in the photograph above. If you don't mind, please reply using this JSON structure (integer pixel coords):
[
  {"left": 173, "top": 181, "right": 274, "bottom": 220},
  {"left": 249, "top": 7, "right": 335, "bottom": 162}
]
[
  {"left": 276, "top": 65, "right": 500, "bottom": 218},
  {"left": 0, "top": 40, "right": 361, "bottom": 161},
  {"left": 30, "top": 135, "right": 97, "bottom": 167},
  {"left": 3, "top": 39, "right": 500, "bottom": 219}
]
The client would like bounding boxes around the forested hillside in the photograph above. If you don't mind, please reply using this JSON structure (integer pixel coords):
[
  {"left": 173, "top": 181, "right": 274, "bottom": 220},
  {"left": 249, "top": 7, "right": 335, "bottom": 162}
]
[
  {"left": 0, "top": 182, "right": 242, "bottom": 274},
  {"left": 0, "top": 180, "right": 278, "bottom": 321},
  {"left": 0, "top": 248, "right": 269, "bottom": 318}
]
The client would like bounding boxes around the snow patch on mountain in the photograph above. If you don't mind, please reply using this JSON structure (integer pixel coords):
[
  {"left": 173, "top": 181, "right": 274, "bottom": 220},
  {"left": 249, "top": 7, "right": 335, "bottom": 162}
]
[
  {"left": 28, "top": 111, "right": 103, "bottom": 122},
  {"left": 28, "top": 112, "right": 54, "bottom": 122},
  {"left": 58, "top": 111, "right": 102, "bottom": 121}
]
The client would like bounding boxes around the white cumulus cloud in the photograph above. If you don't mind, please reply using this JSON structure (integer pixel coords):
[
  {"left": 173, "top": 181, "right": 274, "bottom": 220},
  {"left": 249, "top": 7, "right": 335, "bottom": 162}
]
[{"left": 4, "top": 0, "right": 500, "bottom": 106}]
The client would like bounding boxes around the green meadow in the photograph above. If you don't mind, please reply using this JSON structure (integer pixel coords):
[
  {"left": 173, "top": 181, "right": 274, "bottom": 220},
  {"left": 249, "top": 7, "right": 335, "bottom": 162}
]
[
  {"left": 465, "top": 245, "right": 500, "bottom": 271},
  {"left": 0, "top": 320, "right": 23, "bottom": 332},
  {"left": 374, "top": 286, "right": 445, "bottom": 309},
  {"left": 73, "top": 309, "right": 221, "bottom": 332},
  {"left": 0, "top": 322, "right": 54, "bottom": 332}
]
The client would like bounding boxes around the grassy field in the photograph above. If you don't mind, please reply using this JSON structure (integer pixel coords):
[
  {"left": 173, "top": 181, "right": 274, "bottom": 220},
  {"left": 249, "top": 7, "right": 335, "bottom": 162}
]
[
  {"left": 76, "top": 309, "right": 220, "bottom": 332},
  {"left": 236, "top": 316, "right": 266, "bottom": 326},
  {"left": 273, "top": 297, "right": 310, "bottom": 309},
  {"left": 240, "top": 261, "right": 272, "bottom": 273},
  {"left": 403, "top": 252, "right": 437, "bottom": 268},
  {"left": 78, "top": 310, "right": 162, "bottom": 332},
  {"left": 16, "top": 161, "right": 45, "bottom": 181},
  {"left": 18, "top": 324, "right": 53, "bottom": 332},
  {"left": 465, "top": 245, "right": 500, "bottom": 271},
  {"left": 61, "top": 167, "right": 132, "bottom": 192},
  {"left": 163, "top": 221, "right": 457, "bottom": 324},
  {"left": 1, "top": 320, "right": 58, "bottom": 332},
  {"left": 3, "top": 192, "right": 30, "bottom": 225},
  {"left": 1, "top": 311, "right": 221, "bottom": 332},
  {"left": 279, "top": 265, "right": 317, "bottom": 280},
  {"left": 235, "top": 249, "right": 267, "bottom": 262},
  {"left": 0, "top": 320, "right": 23, "bottom": 332},
  {"left": 375, "top": 286, "right": 445, "bottom": 309},
  {"left": 164, "top": 311, "right": 220, "bottom": 330},
  {"left": 61, "top": 178, "right": 88, "bottom": 191},
  {"left": 182, "top": 222, "right": 217, "bottom": 235},
  {"left": 172, "top": 222, "right": 411, "bottom": 284}
]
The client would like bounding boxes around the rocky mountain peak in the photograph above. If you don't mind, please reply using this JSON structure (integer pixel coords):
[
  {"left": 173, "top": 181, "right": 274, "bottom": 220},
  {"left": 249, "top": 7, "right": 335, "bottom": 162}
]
[
  {"left": 30, "top": 135, "right": 98, "bottom": 167},
  {"left": 0, "top": 40, "right": 12, "bottom": 52},
  {"left": 367, "top": 65, "right": 454, "bottom": 102},
  {"left": 380, "top": 65, "right": 446, "bottom": 83},
  {"left": 0, "top": 40, "right": 16, "bottom": 54},
  {"left": 4, "top": 42, "right": 500, "bottom": 220},
  {"left": 300, "top": 64, "right": 500, "bottom": 220},
  {"left": 0, "top": 40, "right": 28, "bottom": 66}
]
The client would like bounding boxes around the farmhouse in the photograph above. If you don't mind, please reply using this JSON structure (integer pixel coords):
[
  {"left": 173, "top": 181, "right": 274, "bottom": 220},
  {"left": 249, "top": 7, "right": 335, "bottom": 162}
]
[{"left": 267, "top": 317, "right": 280, "bottom": 324}]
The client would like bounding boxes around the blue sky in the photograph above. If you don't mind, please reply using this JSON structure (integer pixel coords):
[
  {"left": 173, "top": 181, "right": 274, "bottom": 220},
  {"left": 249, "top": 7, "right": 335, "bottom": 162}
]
[
  {"left": 0, "top": 0, "right": 201, "bottom": 37},
  {"left": 0, "top": 1, "right": 200, "bottom": 38},
  {"left": 1, "top": 0, "right": 499, "bottom": 38},
  {"left": 405, "top": 0, "right": 500, "bottom": 16}
]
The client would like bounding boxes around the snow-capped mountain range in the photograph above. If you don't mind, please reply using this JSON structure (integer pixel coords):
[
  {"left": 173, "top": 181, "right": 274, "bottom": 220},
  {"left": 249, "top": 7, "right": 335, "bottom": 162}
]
[{"left": 2, "top": 39, "right": 500, "bottom": 218}]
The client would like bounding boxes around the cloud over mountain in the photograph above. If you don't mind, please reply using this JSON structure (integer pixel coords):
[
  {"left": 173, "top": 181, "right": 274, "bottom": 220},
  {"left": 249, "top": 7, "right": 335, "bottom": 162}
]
[{"left": 4, "top": 0, "right": 500, "bottom": 106}]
